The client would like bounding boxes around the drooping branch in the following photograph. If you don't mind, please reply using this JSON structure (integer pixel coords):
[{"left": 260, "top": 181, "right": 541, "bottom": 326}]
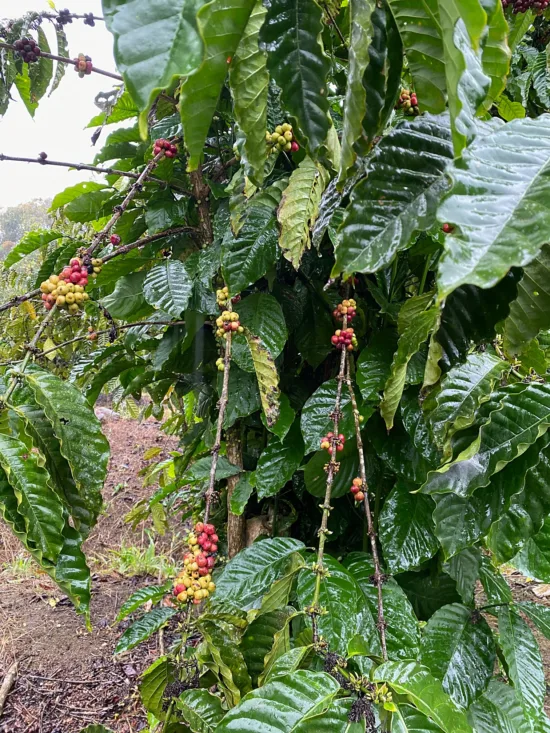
[
  {"left": 0, "top": 153, "right": 192, "bottom": 195},
  {"left": 310, "top": 315, "right": 349, "bottom": 641},
  {"left": 345, "top": 360, "right": 388, "bottom": 661},
  {"left": 0, "top": 42, "right": 123, "bottom": 81},
  {"left": 0, "top": 225, "right": 194, "bottom": 316}
]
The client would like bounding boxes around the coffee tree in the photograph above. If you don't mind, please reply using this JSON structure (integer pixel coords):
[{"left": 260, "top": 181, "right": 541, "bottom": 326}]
[{"left": 2, "top": 1, "right": 550, "bottom": 731}]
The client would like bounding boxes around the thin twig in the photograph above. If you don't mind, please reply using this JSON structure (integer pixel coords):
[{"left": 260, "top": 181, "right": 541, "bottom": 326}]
[
  {"left": 0, "top": 154, "right": 192, "bottom": 195},
  {"left": 322, "top": 3, "right": 347, "bottom": 47},
  {"left": 86, "top": 148, "right": 172, "bottom": 256},
  {"left": 311, "top": 316, "right": 349, "bottom": 642},
  {"left": 345, "top": 360, "right": 388, "bottom": 661},
  {"left": 204, "top": 303, "right": 232, "bottom": 523},
  {"left": 41, "top": 12, "right": 104, "bottom": 22},
  {"left": 0, "top": 42, "right": 122, "bottom": 80},
  {"left": 0, "top": 661, "right": 18, "bottom": 717}
]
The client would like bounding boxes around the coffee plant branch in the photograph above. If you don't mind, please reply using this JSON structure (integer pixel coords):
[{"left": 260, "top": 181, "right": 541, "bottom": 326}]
[
  {"left": 86, "top": 145, "right": 178, "bottom": 257},
  {"left": 0, "top": 153, "right": 192, "bottom": 195},
  {"left": 0, "top": 42, "right": 123, "bottom": 81},
  {"left": 346, "top": 360, "right": 388, "bottom": 661},
  {"left": 311, "top": 314, "right": 349, "bottom": 642},
  {"left": 0, "top": 226, "right": 195, "bottom": 315}
]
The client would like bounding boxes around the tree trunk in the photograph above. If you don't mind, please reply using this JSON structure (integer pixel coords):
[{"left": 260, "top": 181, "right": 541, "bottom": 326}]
[{"left": 226, "top": 424, "right": 245, "bottom": 558}]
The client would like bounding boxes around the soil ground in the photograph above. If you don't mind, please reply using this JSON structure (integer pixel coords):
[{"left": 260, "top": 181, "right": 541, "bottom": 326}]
[
  {"left": 0, "top": 414, "right": 180, "bottom": 733},
  {"left": 1, "top": 415, "right": 550, "bottom": 731}
]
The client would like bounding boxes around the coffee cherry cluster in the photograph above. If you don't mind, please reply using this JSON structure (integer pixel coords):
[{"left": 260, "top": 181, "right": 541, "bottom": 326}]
[
  {"left": 153, "top": 138, "right": 178, "bottom": 158},
  {"left": 14, "top": 37, "right": 41, "bottom": 64},
  {"left": 83, "top": 13, "right": 95, "bottom": 27},
  {"left": 216, "top": 286, "right": 240, "bottom": 309},
  {"left": 215, "top": 311, "right": 244, "bottom": 339},
  {"left": 87, "top": 326, "right": 98, "bottom": 341},
  {"left": 320, "top": 432, "right": 345, "bottom": 454},
  {"left": 331, "top": 328, "right": 357, "bottom": 351},
  {"left": 173, "top": 522, "right": 218, "bottom": 605},
  {"left": 74, "top": 53, "right": 92, "bottom": 77},
  {"left": 266, "top": 123, "right": 300, "bottom": 155},
  {"left": 396, "top": 89, "right": 419, "bottom": 116},
  {"left": 215, "top": 357, "right": 225, "bottom": 372},
  {"left": 502, "top": 0, "right": 549, "bottom": 13},
  {"left": 40, "top": 257, "right": 102, "bottom": 313},
  {"left": 56, "top": 8, "right": 73, "bottom": 26},
  {"left": 350, "top": 477, "right": 365, "bottom": 502},
  {"left": 333, "top": 298, "right": 357, "bottom": 323}
]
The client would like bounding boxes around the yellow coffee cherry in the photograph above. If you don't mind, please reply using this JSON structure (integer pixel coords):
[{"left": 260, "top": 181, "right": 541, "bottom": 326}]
[
  {"left": 284, "top": 130, "right": 293, "bottom": 141},
  {"left": 282, "top": 123, "right": 292, "bottom": 133},
  {"left": 275, "top": 125, "right": 283, "bottom": 135},
  {"left": 56, "top": 296, "right": 66, "bottom": 306},
  {"left": 230, "top": 312, "right": 239, "bottom": 322},
  {"left": 82, "top": 293, "right": 89, "bottom": 302},
  {"left": 177, "top": 591, "right": 187, "bottom": 602},
  {"left": 65, "top": 293, "right": 75, "bottom": 304},
  {"left": 75, "top": 293, "right": 84, "bottom": 303},
  {"left": 208, "top": 582, "right": 216, "bottom": 592},
  {"left": 68, "top": 304, "right": 79, "bottom": 314},
  {"left": 50, "top": 275, "right": 59, "bottom": 285}
]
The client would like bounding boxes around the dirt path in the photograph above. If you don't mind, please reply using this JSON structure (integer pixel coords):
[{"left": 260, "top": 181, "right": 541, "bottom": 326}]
[{"left": 0, "top": 415, "right": 179, "bottom": 733}]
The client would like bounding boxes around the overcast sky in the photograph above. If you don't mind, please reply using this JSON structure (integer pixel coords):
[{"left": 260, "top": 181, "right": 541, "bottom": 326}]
[{"left": 0, "top": 0, "right": 122, "bottom": 208}]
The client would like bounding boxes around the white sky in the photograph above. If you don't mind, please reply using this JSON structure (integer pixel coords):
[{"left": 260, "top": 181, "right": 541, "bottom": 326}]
[{"left": 0, "top": 0, "right": 122, "bottom": 208}]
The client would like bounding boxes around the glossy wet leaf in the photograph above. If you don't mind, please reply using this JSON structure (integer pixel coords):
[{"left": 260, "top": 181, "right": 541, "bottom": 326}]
[
  {"left": 356, "top": 330, "right": 398, "bottom": 401},
  {"left": 503, "top": 245, "right": 550, "bottom": 355},
  {"left": 297, "top": 554, "right": 381, "bottom": 656},
  {"left": 23, "top": 369, "right": 109, "bottom": 528},
  {"left": 114, "top": 607, "right": 177, "bottom": 654},
  {"left": 438, "top": 115, "right": 550, "bottom": 299},
  {"left": 139, "top": 656, "right": 177, "bottom": 718},
  {"left": 373, "top": 661, "right": 473, "bottom": 733},
  {"left": 386, "top": 0, "right": 446, "bottom": 113},
  {"left": 256, "top": 421, "right": 304, "bottom": 499},
  {"left": 232, "top": 292, "right": 287, "bottom": 372},
  {"left": 103, "top": 0, "right": 203, "bottom": 135},
  {"left": 214, "top": 538, "right": 305, "bottom": 610},
  {"left": 4, "top": 230, "right": 63, "bottom": 269},
  {"left": 443, "top": 547, "right": 481, "bottom": 606},
  {"left": 180, "top": 0, "right": 256, "bottom": 169},
  {"left": 379, "top": 480, "right": 439, "bottom": 573},
  {"left": 335, "top": 115, "right": 453, "bottom": 277},
  {"left": 338, "top": 0, "right": 375, "bottom": 183},
  {"left": 345, "top": 552, "right": 420, "bottom": 661},
  {"left": 241, "top": 607, "right": 295, "bottom": 685},
  {"left": 229, "top": 1, "right": 269, "bottom": 184},
  {"left": 261, "top": 0, "right": 330, "bottom": 152},
  {"left": 177, "top": 688, "right": 225, "bottom": 733},
  {"left": 215, "top": 670, "right": 339, "bottom": 732},
  {"left": 300, "top": 378, "right": 355, "bottom": 454},
  {"left": 420, "top": 603, "right": 495, "bottom": 709},
  {"left": 427, "top": 352, "right": 508, "bottom": 460},
  {"left": 469, "top": 679, "right": 534, "bottom": 733},
  {"left": 498, "top": 606, "right": 545, "bottom": 721}
]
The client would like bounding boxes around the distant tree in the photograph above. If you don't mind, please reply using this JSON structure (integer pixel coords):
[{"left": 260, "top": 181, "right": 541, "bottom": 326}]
[{"left": 0, "top": 198, "right": 52, "bottom": 243}]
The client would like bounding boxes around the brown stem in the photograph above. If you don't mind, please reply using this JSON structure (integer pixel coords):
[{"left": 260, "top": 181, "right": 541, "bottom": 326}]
[
  {"left": 311, "top": 318, "right": 349, "bottom": 641},
  {"left": 0, "top": 42, "right": 123, "bottom": 80},
  {"left": 0, "top": 153, "right": 191, "bottom": 195},
  {"left": 0, "top": 662, "right": 18, "bottom": 717},
  {"left": 41, "top": 12, "right": 104, "bottom": 21},
  {"left": 86, "top": 148, "right": 174, "bottom": 257},
  {"left": 322, "top": 2, "right": 347, "bottom": 47},
  {"left": 226, "top": 424, "right": 245, "bottom": 558},
  {"left": 345, "top": 359, "right": 388, "bottom": 661},
  {"left": 190, "top": 168, "right": 213, "bottom": 245},
  {"left": 204, "top": 306, "right": 233, "bottom": 523}
]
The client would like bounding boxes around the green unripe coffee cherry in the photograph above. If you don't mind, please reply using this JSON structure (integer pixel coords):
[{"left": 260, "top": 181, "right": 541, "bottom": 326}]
[
  {"left": 284, "top": 130, "right": 293, "bottom": 141},
  {"left": 282, "top": 123, "right": 292, "bottom": 133},
  {"left": 275, "top": 125, "right": 283, "bottom": 135},
  {"left": 284, "top": 142, "right": 292, "bottom": 151}
]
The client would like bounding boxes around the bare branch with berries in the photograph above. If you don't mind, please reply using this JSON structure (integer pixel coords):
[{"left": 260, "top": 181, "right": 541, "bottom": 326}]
[
  {"left": 0, "top": 41, "right": 123, "bottom": 81},
  {"left": 345, "top": 359, "right": 388, "bottom": 661},
  {"left": 0, "top": 152, "right": 191, "bottom": 195}
]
